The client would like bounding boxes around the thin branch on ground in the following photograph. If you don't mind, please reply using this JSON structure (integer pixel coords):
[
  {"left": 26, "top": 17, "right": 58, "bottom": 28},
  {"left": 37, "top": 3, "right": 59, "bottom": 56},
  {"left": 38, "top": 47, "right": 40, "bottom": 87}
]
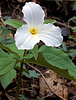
[
  {"left": 0, "top": 6, "right": 6, "bottom": 26},
  {"left": 12, "top": 4, "right": 20, "bottom": 17},
  {"left": 43, "top": 93, "right": 54, "bottom": 99},
  {"left": 55, "top": 21, "right": 72, "bottom": 29},
  {"left": 27, "top": 63, "right": 66, "bottom": 100}
]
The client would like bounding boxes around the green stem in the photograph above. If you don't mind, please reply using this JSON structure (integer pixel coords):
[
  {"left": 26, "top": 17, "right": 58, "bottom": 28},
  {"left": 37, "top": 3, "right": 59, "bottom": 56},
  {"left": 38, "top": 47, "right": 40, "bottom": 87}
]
[{"left": 15, "top": 61, "right": 23, "bottom": 100}]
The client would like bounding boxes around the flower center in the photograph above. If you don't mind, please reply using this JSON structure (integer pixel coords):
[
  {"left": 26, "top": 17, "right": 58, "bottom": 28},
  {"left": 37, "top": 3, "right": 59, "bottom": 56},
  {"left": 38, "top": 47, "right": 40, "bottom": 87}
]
[{"left": 30, "top": 28, "right": 36, "bottom": 35}]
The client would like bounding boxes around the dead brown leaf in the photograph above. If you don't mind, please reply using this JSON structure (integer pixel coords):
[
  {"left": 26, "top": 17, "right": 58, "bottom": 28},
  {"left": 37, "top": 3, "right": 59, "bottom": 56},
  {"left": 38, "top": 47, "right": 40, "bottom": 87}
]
[{"left": 39, "top": 70, "right": 68, "bottom": 100}]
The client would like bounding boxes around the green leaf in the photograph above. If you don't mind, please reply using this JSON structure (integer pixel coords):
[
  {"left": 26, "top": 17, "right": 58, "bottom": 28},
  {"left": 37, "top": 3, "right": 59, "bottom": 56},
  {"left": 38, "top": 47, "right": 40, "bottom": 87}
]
[
  {"left": 0, "top": 69, "right": 16, "bottom": 89},
  {"left": 72, "top": 27, "right": 76, "bottom": 32},
  {"left": 24, "top": 46, "right": 76, "bottom": 81},
  {"left": 23, "top": 70, "right": 40, "bottom": 78},
  {"left": 0, "top": 26, "right": 14, "bottom": 44},
  {"left": 24, "top": 53, "right": 76, "bottom": 81},
  {"left": 24, "top": 52, "right": 33, "bottom": 59},
  {"left": 56, "top": 0, "right": 60, "bottom": 6},
  {"left": 0, "top": 49, "right": 16, "bottom": 76},
  {"left": 29, "top": 70, "right": 40, "bottom": 78},
  {"left": 36, "top": 98, "right": 44, "bottom": 100},
  {"left": 73, "top": 0, "right": 76, "bottom": 10},
  {"left": 31, "top": 44, "right": 38, "bottom": 60},
  {"left": 62, "top": 42, "right": 67, "bottom": 52},
  {"left": 44, "top": 19, "right": 56, "bottom": 24},
  {"left": 3, "top": 16, "right": 11, "bottom": 20},
  {"left": 39, "top": 46, "right": 76, "bottom": 78},
  {"left": 6, "top": 43, "right": 24, "bottom": 59},
  {"left": 0, "top": 42, "right": 24, "bottom": 59},
  {"left": 0, "top": 42, "right": 20, "bottom": 58},
  {"left": 3, "top": 37, "right": 15, "bottom": 45},
  {"left": 22, "top": 71, "right": 30, "bottom": 78},
  {"left": 68, "top": 36, "right": 76, "bottom": 41},
  {"left": 9, "top": 53, "right": 19, "bottom": 59},
  {"left": 15, "top": 62, "right": 29, "bottom": 74},
  {"left": 1, "top": 28, "right": 11, "bottom": 36},
  {"left": 19, "top": 94, "right": 29, "bottom": 100},
  {"left": 5, "top": 19, "right": 25, "bottom": 29},
  {"left": 68, "top": 49, "right": 76, "bottom": 57},
  {"left": 68, "top": 16, "right": 76, "bottom": 21},
  {"left": 0, "top": 37, "right": 4, "bottom": 42}
]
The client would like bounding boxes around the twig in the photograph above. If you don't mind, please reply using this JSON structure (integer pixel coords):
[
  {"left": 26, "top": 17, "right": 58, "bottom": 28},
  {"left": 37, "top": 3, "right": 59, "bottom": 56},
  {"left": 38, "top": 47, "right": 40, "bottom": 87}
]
[
  {"left": 23, "top": 49, "right": 26, "bottom": 57},
  {"left": 5, "top": 93, "right": 15, "bottom": 100},
  {"left": 54, "top": 21, "right": 72, "bottom": 29},
  {"left": 0, "top": 6, "right": 6, "bottom": 26},
  {"left": 27, "top": 63, "right": 66, "bottom": 100},
  {"left": 43, "top": 7, "right": 47, "bottom": 18},
  {"left": 7, "top": 87, "right": 17, "bottom": 93},
  {"left": 45, "top": 18, "right": 72, "bottom": 29},
  {"left": 0, "top": 1, "right": 4, "bottom": 6},
  {"left": 71, "top": 57, "right": 75, "bottom": 61},
  {"left": 19, "top": 88, "right": 32, "bottom": 92},
  {"left": 43, "top": 93, "right": 54, "bottom": 99},
  {"left": 12, "top": 5, "right": 20, "bottom": 17}
]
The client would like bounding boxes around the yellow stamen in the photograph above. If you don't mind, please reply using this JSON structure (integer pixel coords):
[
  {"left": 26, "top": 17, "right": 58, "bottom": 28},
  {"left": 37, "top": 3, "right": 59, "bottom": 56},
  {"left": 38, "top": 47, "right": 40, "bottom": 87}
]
[{"left": 30, "top": 28, "right": 36, "bottom": 35}]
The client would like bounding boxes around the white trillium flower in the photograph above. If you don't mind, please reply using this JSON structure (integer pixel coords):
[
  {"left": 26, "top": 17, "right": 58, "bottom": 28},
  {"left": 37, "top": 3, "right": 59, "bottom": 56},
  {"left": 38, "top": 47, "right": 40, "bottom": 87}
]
[{"left": 15, "top": 2, "right": 63, "bottom": 50}]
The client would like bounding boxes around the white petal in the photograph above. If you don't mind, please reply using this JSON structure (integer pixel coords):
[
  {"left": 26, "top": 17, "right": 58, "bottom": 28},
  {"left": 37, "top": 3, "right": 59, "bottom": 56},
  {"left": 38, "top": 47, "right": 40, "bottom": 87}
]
[
  {"left": 15, "top": 25, "right": 40, "bottom": 50},
  {"left": 38, "top": 23, "right": 63, "bottom": 47},
  {"left": 22, "top": 2, "right": 45, "bottom": 29},
  {"left": 22, "top": 34, "right": 40, "bottom": 50}
]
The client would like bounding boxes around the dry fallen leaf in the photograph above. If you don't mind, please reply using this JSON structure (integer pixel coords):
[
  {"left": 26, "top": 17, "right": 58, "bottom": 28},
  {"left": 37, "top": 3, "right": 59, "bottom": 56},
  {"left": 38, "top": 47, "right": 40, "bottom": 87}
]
[
  {"left": 67, "top": 81, "right": 76, "bottom": 95},
  {"left": 39, "top": 70, "right": 68, "bottom": 100}
]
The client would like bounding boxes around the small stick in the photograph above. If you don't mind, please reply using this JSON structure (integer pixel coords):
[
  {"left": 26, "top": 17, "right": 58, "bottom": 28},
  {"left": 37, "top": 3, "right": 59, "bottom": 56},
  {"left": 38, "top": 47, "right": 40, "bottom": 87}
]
[
  {"left": 54, "top": 21, "right": 72, "bottom": 29},
  {"left": 12, "top": 5, "right": 20, "bottom": 17},
  {"left": 27, "top": 63, "right": 66, "bottom": 100},
  {"left": 0, "top": 6, "right": 6, "bottom": 26},
  {"left": 43, "top": 93, "right": 54, "bottom": 99}
]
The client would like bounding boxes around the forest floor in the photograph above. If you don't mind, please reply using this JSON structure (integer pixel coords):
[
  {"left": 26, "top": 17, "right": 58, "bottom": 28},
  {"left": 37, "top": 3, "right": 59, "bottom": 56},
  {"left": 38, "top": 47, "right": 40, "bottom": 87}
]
[{"left": 0, "top": 0, "right": 76, "bottom": 100}]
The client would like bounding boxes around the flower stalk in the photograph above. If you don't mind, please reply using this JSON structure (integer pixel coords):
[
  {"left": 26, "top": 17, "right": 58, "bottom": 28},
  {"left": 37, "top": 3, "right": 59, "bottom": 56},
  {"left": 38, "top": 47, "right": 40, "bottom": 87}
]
[{"left": 15, "top": 60, "right": 24, "bottom": 100}]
